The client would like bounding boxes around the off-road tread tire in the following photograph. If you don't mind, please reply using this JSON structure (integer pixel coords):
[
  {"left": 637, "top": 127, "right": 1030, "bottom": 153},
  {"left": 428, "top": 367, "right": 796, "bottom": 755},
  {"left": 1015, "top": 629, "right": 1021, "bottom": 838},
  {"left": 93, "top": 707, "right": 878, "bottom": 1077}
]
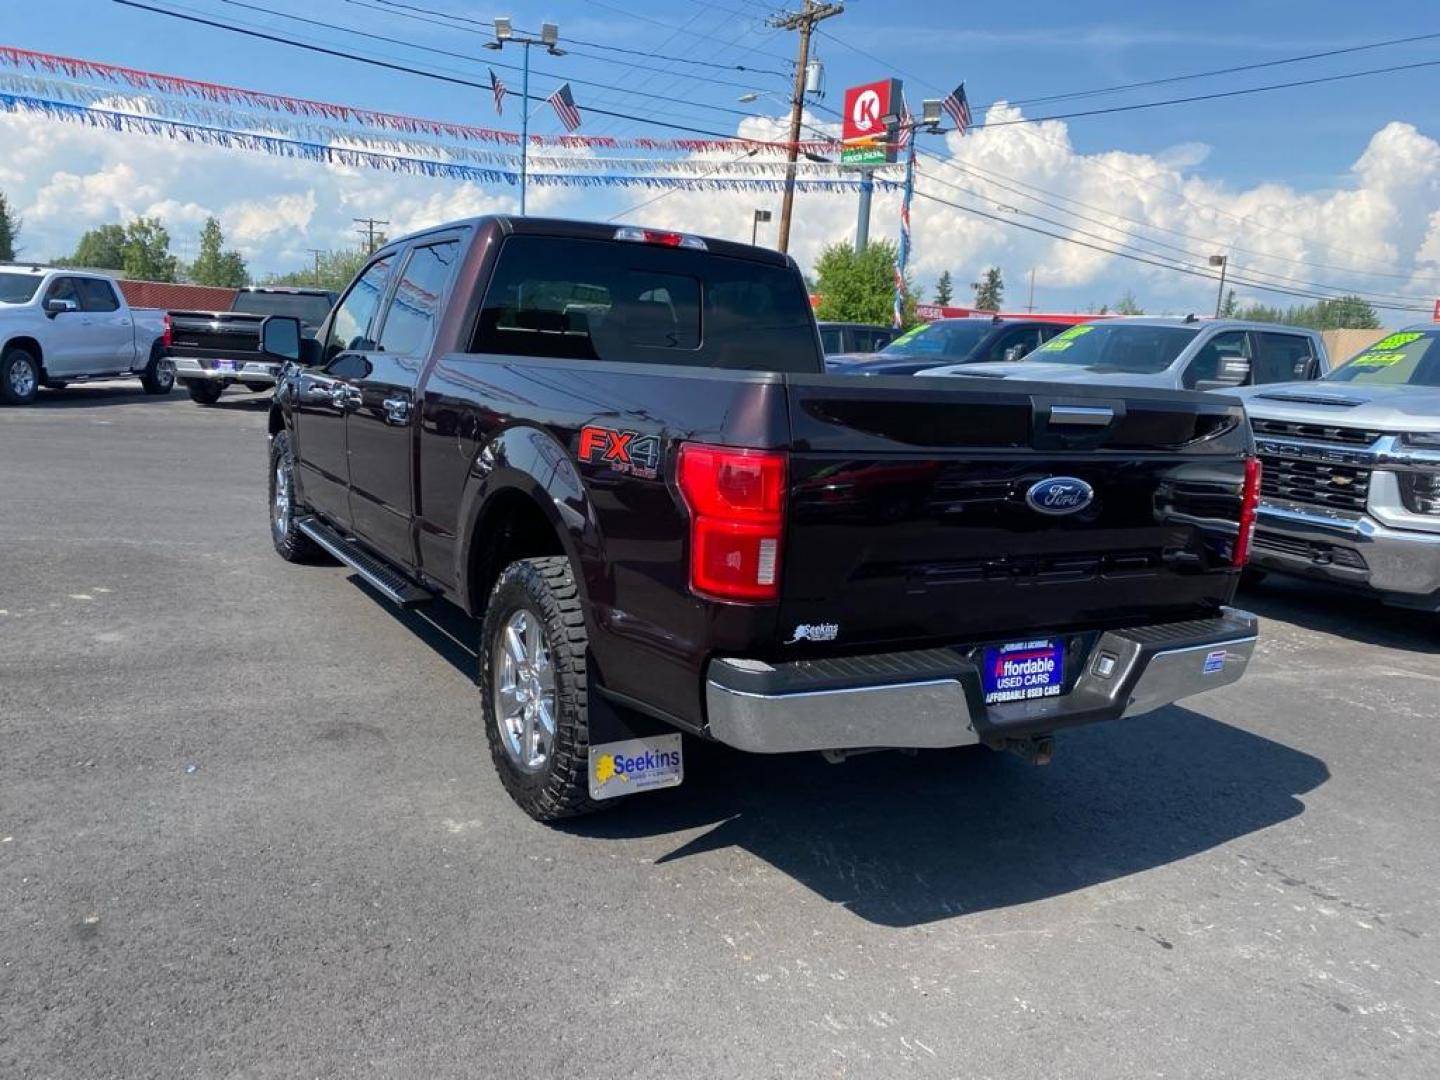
[
  {"left": 186, "top": 380, "right": 224, "bottom": 405},
  {"left": 268, "top": 431, "right": 323, "bottom": 563},
  {"left": 481, "top": 556, "right": 607, "bottom": 822},
  {"left": 1, "top": 347, "right": 40, "bottom": 406},
  {"left": 140, "top": 345, "right": 174, "bottom": 395}
]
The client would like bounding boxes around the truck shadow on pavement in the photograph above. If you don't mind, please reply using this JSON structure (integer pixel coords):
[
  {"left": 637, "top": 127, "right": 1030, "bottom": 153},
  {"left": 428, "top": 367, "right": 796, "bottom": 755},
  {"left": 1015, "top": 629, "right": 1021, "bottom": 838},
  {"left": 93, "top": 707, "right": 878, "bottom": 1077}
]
[
  {"left": 569, "top": 708, "right": 1329, "bottom": 927},
  {"left": 1239, "top": 577, "right": 1440, "bottom": 654},
  {"left": 25, "top": 386, "right": 181, "bottom": 409}
]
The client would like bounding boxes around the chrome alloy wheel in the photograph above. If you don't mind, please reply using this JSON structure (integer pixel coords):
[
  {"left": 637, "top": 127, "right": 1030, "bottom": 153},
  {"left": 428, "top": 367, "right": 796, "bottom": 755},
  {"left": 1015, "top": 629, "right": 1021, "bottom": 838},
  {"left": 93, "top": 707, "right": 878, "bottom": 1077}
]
[
  {"left": 156, "top": 358, "right": 175, "bottom": 389},
  {"left": 493, "top": 609, "right": 557, "bottom": 774},
  {"left": 271, "top": 459, "right": 292, "bottom": 542},
  {"left": 7, "top": 355, "right": 36, "bottom": 399}
]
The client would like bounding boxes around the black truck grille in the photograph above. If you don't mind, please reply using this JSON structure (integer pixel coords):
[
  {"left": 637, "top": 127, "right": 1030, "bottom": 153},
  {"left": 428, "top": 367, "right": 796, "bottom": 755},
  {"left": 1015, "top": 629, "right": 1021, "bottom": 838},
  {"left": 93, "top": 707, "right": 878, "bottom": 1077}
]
[
  {"left": 1258, "top": 453, "right": 1370, "bottom": 512},
  {"left": 1250, "top": 418, "right": 1383, "bottom": 446}
]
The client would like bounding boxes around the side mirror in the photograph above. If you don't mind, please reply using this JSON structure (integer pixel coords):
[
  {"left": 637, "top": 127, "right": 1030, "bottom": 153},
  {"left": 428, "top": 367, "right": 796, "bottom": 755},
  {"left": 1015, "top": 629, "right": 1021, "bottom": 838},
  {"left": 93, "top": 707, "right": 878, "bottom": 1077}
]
[
  {"left": 260, "top": 315, "right": 302, "bottom": 362},
  {"left": 44, "top": 297, "right": 79, "bottom": 316},
  {"left": 1197, "top": 356, "right": 1251, "bottom": 391}
]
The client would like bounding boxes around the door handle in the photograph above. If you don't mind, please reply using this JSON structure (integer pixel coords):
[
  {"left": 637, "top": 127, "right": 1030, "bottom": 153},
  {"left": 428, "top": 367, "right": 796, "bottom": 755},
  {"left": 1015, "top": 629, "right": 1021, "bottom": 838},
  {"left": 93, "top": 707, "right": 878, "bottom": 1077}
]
[
  {"left": 332, "top": 385, "right": 361, "bottom": 410},
  {"left": 383, "top": 397, "right": 412, "bottom": 425},
  {"left": 298, "top": 378, "right": 332, "bottom": 404}
]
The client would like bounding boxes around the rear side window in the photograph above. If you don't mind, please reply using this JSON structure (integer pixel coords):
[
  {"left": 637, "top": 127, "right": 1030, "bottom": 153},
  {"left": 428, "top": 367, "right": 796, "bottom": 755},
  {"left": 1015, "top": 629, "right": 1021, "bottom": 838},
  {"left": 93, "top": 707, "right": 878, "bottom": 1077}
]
[
  {"left": 818, "top": 326, "right": 844, "bottom": 353},
  {"left": 469, "top": 235, "right": 821, "bottom": 372},
  {"left": 1253, "top": 332, "right": 1315, "bottom": 382},
  {"left": 378, "top": 240, "right": 460, "bottom": 355},
  {"left": 77, "top": 278, "right": 120, "bottom": 313},
  {"left": 326, "top": 255, "right": 393, "bottom": 361}
]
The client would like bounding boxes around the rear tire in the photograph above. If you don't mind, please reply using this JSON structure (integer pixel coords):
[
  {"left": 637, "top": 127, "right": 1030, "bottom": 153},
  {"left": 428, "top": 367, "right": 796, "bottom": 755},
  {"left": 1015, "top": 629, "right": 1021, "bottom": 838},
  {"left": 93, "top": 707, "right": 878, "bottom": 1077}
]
[
  {"left": 268, "top": 430, "right": 322, "bottom": 563},
  {"left": 480, "top": 556, "right": 604, "bottom": 822},
  {"left": 1, "top": 346, "right": 40, "bottom": 406},
  {"left": 140, "top": 347, "right": 175, "bottom": 395},
  {"left": 186, "top": 380, "right": 223, "bottom": 405}
]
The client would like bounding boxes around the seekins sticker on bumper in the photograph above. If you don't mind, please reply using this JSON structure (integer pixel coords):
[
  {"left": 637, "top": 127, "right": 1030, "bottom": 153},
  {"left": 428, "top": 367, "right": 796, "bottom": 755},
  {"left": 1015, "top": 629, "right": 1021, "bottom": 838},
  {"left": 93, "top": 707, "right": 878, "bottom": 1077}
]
[{"left": 589, "top": 734, "right": 684, "bottom": 800}]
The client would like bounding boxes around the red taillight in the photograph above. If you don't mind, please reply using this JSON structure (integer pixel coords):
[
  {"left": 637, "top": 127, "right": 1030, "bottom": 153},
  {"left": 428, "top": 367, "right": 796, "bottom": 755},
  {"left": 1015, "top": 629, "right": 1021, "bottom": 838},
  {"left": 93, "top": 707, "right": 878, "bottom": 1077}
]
[
  {"left": 160, "top": 312, "right": 173, "bottom": 350},
  {"left": 677, "top": 444, "right": 786, "bottom": 602},
  {"left": 1233, "top": 456, "right": 1262, "bottom": 567},
  {"left": 613, "top": 226, "right": 707, "bottom": 250}
]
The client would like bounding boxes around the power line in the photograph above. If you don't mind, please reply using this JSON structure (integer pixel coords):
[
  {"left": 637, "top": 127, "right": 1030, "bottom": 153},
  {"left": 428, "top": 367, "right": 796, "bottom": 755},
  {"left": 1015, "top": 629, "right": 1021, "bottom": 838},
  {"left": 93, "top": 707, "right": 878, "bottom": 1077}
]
[
  {"left": 911, "top": 186, "right": 1431, "bottom": 313},
  {"left": 579, "top": 0, "right": 794, "bottom": 65},
  {"left": 113, "top": 0, "right": 788, "bottom": 140},
  {"left": 915, "top": 164, "right": 1434, "bottom": 306},
  {"left": 969, "top": 57, "right": 1440, "bottom": 129},
  {"left": 343, "top": 0, "right": 793, "bottom": 79},
  {"left": 915, "top": 146, "right": 1440, "bottom": 289},
  {"left": 210, "top": 0, "right": 772, "bottom": 120},
  {"left": 999, "top": 29, "right": 1440, "bottom": 111}
]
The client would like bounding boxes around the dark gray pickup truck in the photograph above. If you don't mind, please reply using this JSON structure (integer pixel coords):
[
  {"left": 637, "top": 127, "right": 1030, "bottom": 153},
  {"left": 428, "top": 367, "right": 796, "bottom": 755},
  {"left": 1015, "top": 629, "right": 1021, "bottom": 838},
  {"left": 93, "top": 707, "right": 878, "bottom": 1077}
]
[
  {"left": 168, "top": 287, "right": 335, "bottom": 405},
  {"left": 253, "top": 215, "right": 1263, "bottom": 821}
]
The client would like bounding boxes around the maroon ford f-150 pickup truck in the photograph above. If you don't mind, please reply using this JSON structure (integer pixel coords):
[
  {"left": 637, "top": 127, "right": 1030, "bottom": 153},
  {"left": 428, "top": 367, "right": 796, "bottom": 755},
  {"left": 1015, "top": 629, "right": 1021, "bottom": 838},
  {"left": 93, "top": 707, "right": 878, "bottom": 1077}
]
[{"left": 254, "top": 216, "right": 1261, "bottom": 821}]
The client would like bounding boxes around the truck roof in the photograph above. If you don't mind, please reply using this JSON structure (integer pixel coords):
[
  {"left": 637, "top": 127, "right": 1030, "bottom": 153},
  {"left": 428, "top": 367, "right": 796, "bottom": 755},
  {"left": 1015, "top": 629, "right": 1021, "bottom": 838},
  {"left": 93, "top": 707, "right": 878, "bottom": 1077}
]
[
  {"left": 1093, "top": 316, "right": 1323, "bottom": 337},
  {"left": 386, "top": 215, "right": 792, "bottom": 268}
]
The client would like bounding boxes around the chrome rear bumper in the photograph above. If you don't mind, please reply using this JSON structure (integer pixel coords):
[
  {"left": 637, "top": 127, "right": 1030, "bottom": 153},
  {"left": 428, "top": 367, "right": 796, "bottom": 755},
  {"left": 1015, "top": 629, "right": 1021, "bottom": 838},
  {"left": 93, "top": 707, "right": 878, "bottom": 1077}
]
[
  {"left": 704, "top": 609, "right": 1258, "bottom": 754},
  {"left": 173, "top": 357, "right": 281, "bottom": 384}
]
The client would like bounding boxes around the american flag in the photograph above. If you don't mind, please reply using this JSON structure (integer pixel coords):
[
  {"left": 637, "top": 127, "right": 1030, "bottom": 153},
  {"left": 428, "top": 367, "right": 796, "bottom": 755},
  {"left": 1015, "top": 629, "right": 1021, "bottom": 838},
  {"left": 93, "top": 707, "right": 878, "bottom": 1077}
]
[
  {"left": 547, "top": 82, "right": 582, "bottom": 132},
  {"left": 488, "top": 68, "right": 506, "bottom": 116},
  {"left": 895, "top": 95, "right": 913, "bottom": 150},
  {"left": 893, "top": 183, "right": 911, "bottom": 329},
  {"left": 941, "top": 82, "right": 972, "bottom": 135}
]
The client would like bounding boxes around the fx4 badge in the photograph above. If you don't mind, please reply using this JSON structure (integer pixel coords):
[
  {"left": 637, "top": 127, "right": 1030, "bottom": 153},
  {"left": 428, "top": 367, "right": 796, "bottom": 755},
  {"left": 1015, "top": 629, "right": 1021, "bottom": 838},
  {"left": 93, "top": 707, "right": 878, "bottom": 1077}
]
[{"left": 578, "top": 425, "right": 661, "bottom": 480}]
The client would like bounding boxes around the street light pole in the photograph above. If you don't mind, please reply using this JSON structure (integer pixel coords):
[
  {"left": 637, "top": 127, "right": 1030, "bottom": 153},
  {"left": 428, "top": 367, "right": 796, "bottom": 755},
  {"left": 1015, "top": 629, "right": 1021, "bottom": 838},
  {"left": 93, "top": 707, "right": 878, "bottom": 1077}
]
[
  {"left": 486, "top": 18, "right": 565, "bottom": 217},
  {"left": 1210, "top": 254, "right": 1229, "bottom": 318}
]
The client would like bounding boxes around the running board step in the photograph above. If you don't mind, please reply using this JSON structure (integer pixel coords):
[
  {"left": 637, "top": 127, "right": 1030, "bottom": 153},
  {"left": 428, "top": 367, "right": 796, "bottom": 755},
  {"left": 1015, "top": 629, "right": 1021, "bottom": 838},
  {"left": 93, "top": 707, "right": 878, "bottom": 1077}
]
[{"left": 296, "top": 516, "right": 433, "bottom": 607}]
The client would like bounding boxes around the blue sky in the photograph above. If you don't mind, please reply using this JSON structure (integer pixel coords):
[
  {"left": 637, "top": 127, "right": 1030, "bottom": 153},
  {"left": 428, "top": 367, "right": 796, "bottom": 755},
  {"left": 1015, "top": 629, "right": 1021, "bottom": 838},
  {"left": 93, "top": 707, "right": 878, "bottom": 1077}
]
[{"left": 4, "top": 0, "right": 1440, "bottom": 318}]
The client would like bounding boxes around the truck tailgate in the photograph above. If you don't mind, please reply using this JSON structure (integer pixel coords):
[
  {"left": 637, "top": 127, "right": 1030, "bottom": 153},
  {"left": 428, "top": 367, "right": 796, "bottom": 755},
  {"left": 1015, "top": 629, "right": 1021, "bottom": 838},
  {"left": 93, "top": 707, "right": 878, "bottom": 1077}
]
[
  {"left": 167, "top": 310, "right": 264, "bottom": 355},
  {"left": 778, "top": 375, "right": 1250, "bottom": 650}
]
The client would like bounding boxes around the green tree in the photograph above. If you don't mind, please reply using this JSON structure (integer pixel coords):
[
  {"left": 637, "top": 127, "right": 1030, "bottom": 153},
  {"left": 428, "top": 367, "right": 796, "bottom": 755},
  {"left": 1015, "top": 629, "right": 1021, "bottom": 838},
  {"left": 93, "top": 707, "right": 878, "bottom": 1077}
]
[
  {"left": 189, "top": 217, "right": 248, "bottom": 287},
  {"left": 1235, "top": 294, "right": 1380, "bottom": 331},
  {"left": 812, "top": 239, "right": 917, "bottom": 327},
  {"left": 1113, "top": 290, "right": 1144, "bottom": 316},
  {"left": 262, "top": 247, "right": 369, "bottom": 293},
  {"left": 1221, "top": 289, "right": 1238, "bottom": 318},
  {"left": 120, "top": 217, "right": 177, "bottom": 282},
  {"left": 933, "top": 270, "right": 953, "bottom": 306},
  {"left": 971, "top": 267, "right": 1004, "bottom": 310},
  {"left": 0, "top": 191, "right": 19, "bottom": 262},
  {"left": 60, "top": 223, "right": 128, "bottom": 270}
]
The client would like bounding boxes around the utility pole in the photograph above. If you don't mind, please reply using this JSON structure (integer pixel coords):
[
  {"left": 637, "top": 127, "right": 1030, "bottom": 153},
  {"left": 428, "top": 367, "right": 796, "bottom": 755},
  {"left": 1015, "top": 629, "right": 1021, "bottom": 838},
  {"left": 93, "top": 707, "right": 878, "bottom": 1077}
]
[
  {"left": 354, "top": 217, "right": 390, "bottom": 253},
  {"left": 771, "top": 1, "right": 843, "bottom": 255},
  {"left": 306, "top": 248, "right": 325, "bottom": 286},
  {"left": 1027, "top": 268, "right": 1036, "bottom": 313},
  {"left": 1210, "top": 254, "right": 1229, "bottom": 318}
]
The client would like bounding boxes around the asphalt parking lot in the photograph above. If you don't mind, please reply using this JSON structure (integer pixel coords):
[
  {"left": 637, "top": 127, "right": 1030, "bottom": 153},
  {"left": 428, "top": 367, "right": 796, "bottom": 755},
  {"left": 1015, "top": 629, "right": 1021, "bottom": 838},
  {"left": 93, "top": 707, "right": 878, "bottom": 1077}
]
[{"left": 3, "top": 383, "right": 1439, "bottom": 1079}]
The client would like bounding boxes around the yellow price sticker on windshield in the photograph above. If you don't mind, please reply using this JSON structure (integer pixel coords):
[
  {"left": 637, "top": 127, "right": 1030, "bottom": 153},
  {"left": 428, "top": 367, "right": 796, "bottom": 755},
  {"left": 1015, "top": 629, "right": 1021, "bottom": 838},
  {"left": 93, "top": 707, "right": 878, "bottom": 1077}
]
[
  {"left": 1369, "top": 332, "right": 1423, "bottom": 352},
  {"left": 1350, "top": 350, "right": 1404, "bottom": 367},
  {"left": 890, "top": 324, "right": 927, "bottom": 346},
  {"left": 1037, "top": 325, "right": 1093, "bottom": 352}
]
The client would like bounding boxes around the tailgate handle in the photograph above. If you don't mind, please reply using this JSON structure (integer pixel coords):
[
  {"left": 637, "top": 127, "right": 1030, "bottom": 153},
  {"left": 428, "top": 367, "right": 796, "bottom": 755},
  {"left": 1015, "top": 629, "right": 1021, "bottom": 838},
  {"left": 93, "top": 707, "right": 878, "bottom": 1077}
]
[{"left": 1048, "top": 404, "right": 1114, "bottom": 427}]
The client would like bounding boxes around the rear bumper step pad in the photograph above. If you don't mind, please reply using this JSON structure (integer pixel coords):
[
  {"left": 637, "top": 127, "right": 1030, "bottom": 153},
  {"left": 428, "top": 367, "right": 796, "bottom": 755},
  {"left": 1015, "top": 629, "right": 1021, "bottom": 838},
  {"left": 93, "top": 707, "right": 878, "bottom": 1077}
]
[{"left": 703, "top": 608, "right": 1258, "bottom": 753}]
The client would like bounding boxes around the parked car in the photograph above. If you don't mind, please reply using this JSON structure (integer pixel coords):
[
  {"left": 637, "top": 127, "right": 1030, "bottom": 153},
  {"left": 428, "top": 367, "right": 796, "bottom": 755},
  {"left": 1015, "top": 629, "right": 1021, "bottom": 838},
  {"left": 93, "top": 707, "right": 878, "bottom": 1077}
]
[
  {"left": 258, "top": 215, "right": 1260, "bottom": 822},
  {"left": 816, "top": 321, "right": 898, "bottom": 356},
  {"left": 918, "top": 318, "right": 1329, "bottom": 390},
  {"left": 168, "top": 286, "right": 336, "bottom": 405},
  {"left": 826, "top": 317, "right": 1068, "bottom": 375},
  {"left": 1231, "top": 327, "right": 1440, "bottom": 610},
  {"left": 0, "top": 265, "right": 170, "bottom": 405}
]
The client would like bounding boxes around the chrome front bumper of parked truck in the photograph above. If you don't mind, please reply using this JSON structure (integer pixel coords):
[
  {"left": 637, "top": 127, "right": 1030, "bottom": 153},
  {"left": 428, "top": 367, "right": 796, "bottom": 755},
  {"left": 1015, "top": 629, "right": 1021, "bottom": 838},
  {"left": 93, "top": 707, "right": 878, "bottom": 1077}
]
[
  {"left": 172, "top": 357, "right": 282, "bottom": 384},
  {"left": 703, "top": 608, "right": 1258, "bottom": 754}
]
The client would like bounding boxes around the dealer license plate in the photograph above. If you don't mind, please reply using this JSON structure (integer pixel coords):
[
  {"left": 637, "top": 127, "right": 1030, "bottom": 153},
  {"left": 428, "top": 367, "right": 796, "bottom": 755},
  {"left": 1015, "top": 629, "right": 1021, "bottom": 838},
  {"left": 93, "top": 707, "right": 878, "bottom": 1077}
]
[{"left": 982, "top": 639, "right": 1066, "bottom": 705}]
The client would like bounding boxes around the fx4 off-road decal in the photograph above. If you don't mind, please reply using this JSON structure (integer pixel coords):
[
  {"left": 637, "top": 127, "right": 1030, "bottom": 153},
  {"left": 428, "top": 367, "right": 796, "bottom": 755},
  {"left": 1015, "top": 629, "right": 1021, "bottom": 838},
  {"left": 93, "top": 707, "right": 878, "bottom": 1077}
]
[{"left": 578, "top": 425, "right": 661, "bottom": 480}]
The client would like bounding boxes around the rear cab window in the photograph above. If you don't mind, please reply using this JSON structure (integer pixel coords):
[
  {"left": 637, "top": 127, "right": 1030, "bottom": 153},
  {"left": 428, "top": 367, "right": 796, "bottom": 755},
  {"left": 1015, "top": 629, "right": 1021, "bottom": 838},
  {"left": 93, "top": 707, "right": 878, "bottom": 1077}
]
[
  {"left": 1253, "top": 331, "right": 1316, "bottom": 382},
  {"left": 469, "top": 235, "right": 821, "bottom": 373},
  {"left": 76, "top": 278, "right": 120, "bottom": 313}
]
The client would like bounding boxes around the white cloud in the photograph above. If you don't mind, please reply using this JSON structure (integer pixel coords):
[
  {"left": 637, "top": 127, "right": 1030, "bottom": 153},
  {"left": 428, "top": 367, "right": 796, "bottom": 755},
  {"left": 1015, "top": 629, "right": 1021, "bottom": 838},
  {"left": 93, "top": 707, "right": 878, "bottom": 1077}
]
[{"left": 1, "top": 100, "right": 1438, "bottom": 320}]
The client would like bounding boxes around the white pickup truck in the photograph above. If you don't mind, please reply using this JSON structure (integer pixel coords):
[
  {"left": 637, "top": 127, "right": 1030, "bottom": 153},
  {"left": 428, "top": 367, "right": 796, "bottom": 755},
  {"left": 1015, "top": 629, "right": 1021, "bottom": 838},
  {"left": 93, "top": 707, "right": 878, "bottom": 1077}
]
[{"left": 0, "top": 265, "right": 171, "bottom": 405}]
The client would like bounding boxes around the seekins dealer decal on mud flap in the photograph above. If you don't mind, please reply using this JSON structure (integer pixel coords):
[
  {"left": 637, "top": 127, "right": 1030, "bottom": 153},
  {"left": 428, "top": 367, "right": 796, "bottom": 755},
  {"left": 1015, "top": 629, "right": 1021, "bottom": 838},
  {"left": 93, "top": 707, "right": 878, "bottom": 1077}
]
[{"left": 589, "top": 734, "right": 684, "bottom": 800}]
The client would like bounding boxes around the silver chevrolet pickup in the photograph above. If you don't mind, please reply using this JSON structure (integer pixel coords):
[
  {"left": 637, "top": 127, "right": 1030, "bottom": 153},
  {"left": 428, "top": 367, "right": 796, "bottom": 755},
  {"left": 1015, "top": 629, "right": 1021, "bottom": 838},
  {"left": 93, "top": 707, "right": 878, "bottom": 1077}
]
[{"left": 1232, "top": 326, "right": 1440, "bottom": 610}]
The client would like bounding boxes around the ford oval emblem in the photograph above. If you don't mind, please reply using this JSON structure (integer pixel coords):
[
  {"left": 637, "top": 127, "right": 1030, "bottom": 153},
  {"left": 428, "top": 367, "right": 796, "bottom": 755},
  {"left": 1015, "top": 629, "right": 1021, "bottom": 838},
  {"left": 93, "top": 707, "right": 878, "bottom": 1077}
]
[{"left": 1025, "top": 476, "right": 1095, "bottom": 516}]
